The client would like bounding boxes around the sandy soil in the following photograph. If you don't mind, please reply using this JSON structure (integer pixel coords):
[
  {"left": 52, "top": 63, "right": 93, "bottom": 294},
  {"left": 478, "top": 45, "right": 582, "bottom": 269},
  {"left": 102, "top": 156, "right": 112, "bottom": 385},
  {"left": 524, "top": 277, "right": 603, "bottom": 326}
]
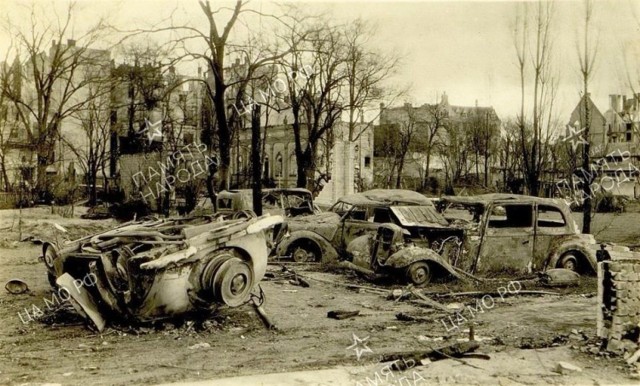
[{"left": 0, "top": 208, "right": 638, "bottom": 385}]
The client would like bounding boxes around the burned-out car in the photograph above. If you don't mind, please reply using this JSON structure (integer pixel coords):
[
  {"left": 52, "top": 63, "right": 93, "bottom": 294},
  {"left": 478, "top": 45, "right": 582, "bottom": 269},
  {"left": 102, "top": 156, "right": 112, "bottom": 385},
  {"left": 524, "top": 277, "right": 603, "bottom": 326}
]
[
  {"left": 41, "top": 215, "right": 285, "bottom": 331},
  {"left": 438, "top": 194, "right": 599, "bottom": 274},
  {"left": 275, "top": 189, "right": 454, "bottom": 263},
  {"left": 344, "top": 223, "right": 461, "bottom": 286},
  {"left": 193, "top": 188, "right": 320, "bottom": 217}
]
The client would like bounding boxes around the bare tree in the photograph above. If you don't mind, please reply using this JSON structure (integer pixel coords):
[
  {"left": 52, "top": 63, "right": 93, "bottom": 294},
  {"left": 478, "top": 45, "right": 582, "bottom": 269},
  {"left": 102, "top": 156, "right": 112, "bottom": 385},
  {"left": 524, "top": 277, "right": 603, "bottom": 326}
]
[
  {"left": 374, "top": 106, "right": 418, "bottom": 189},
  {"left": 343, "top": 18, "right": 400, "bottom": 142},
  {"left": 280, "top": 17, "right": 348, "bottom": 190},
  {"left": 62, "top": 80, "right": 112, "bottom": 206},
  {"left": 438, "top": 120, "right": 470, "bottom": 190},
  {"left": 513, "top": 1, "right": 557, "bottom": 196},
  {"left": 417, "top": 99, "right": 448, "bottom": 189},
  {"left": 467, "top": 109, "right": 499, "bottom": 187},
  {"left": 497, "top": 119, "right": 524, "bottom": 192},
  {"left": 577, "top": 0, "right": 598, "bottom": 233},
  {"left": 0, "top": 2, "right": 109, "bottom": 197}
]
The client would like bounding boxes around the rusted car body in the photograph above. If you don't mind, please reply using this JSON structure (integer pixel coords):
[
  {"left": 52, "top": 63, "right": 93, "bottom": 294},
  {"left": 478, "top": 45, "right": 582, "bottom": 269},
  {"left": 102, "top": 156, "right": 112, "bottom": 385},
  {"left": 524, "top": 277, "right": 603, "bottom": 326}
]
[
  {"left": 345, "top": 223, "right": 461, "bottom": 286},
  {"left": 275, "top": 189, "right": 454, "bottom": 263},
  {"left": 438, "top": 194, "right": 599, "bottom": 274},
  {"left": 194, "top": 188, "right": 320, "bottom": 217},
  {"left": 41, "top": 215, "right": 285, "bottom": 331}
]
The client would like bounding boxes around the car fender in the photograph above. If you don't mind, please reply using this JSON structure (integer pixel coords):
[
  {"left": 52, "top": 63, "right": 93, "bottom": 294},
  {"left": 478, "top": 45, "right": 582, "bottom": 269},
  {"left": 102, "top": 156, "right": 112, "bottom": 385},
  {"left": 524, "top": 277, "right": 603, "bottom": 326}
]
[
  {"left": 276, "top": 230, "right": 339, "bottom": 263},
  {"left": 384, "top": 246, "right": 461, "bottom": 279},
  {"left": 545, "top": 235, "right": 598, "bottom": 273}
]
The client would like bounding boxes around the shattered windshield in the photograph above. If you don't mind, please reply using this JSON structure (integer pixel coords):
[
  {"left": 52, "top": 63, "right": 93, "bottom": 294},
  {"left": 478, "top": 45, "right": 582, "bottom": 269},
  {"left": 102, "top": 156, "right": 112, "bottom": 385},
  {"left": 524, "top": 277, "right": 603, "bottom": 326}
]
[{"left": 390, "top": 205, "right": 449, "bottom": 227}]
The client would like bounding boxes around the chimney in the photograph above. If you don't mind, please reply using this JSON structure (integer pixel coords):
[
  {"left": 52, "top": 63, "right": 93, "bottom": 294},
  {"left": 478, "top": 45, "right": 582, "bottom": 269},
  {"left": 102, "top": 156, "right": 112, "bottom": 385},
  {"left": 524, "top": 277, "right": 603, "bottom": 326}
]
[
  {"left": 67, "top": 39, "right": 76, "bottom": 47},
  {"left": 441, "top": 92, "right": 448, "bottom": 105},
  {"left": 623, "top": 95, "right": 627, "bottom": 111},
  {"left": 379, "top": 102, "right": 385, "bottom": 110},
  {"left": 610, "top": 95, "right": 618, "bottom": 113}
]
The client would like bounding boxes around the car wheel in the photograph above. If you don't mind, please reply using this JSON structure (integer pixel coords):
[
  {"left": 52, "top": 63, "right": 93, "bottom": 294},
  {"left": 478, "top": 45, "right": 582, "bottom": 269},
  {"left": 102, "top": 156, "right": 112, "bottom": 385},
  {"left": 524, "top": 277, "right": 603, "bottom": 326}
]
[
  {"left": 289, "top": 241, "right": 320, "bottom": 262},
  {"left": 44, "top": 245, "right": 58, "bottom": 270},
  {"left": 213, "top": 257, "right": 254, "bottom": 307},
  {"left": 406, "top": 261, "right": 431, "bottom": 286},
  {"left": 558, "top": 253, "right": 578, "bottom": 272}
]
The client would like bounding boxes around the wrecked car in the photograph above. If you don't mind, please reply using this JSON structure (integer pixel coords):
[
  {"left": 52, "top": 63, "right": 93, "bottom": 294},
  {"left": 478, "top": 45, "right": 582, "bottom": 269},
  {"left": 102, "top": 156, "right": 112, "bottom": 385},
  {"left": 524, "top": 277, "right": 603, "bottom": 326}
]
[
  {"left": 275, "top": 189, "right": 454, "bottom": 263},
  {"left": 193, "top": 188, "right": 320, "bottom": 218},
  {"left": 438, "top": 194, "right": 599, "bottom": 274},
  {"left": 342, "top": 223, "right": 461, "bottom": 286},
  {"left": 41, "top": 214, "right": 285, "bottom": 331}
]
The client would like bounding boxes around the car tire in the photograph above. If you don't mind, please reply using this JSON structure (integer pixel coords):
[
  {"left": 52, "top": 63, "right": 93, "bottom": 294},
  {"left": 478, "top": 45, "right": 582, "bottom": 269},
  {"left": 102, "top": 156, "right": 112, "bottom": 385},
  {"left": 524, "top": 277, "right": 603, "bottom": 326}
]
[
  {"left": 43, "top": 245, "right": 58, "bottom": 270},
  {"left": 406, "top": 261, "right": 431, "bottom": 286},
  {"left": 288, "top": 240, "right": 321, "bottom": 263},
  {"left": 558, "top": 253, "right": 579, "bottom": 272}
]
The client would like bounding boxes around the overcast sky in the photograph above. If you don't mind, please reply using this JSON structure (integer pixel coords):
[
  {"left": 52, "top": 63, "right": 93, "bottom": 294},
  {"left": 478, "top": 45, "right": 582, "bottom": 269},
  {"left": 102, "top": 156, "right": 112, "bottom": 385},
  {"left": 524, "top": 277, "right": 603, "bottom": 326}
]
[{"left": 1, "top": 0, "right": 640, "bottom": 123}]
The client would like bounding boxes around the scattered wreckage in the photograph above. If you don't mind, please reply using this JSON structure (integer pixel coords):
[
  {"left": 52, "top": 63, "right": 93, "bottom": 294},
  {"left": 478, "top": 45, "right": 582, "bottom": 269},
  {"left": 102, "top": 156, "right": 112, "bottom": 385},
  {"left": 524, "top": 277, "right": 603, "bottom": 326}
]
[
  {"left": 40, "top": 214, "right": 285, "bottom": 331},
  {"left": 437, "top": 194, "right": 602, "bottom": 275},
  {"left": 275, "top": 189, "right": 453, "bottom": 263}
]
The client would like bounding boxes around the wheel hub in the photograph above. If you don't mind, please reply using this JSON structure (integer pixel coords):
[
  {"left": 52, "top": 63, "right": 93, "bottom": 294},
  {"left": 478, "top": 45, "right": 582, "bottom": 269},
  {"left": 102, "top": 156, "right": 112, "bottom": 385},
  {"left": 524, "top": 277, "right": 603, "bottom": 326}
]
[{"left": 292, "top": 247, "right": 313, "bottom": 262}]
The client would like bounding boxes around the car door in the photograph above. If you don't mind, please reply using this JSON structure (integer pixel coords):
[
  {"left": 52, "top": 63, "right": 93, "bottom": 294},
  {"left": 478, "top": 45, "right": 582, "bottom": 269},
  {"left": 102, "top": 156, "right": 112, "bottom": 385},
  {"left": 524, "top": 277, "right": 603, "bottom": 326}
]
[
  {"left": 476, "top": 203, "right": 534, "bottom": 274},
  {"left": 340, "top": 205, "right": 380, "bottom": 250},
  {"left": 533, "top": 203, "right": 571, "bottom": 270}
]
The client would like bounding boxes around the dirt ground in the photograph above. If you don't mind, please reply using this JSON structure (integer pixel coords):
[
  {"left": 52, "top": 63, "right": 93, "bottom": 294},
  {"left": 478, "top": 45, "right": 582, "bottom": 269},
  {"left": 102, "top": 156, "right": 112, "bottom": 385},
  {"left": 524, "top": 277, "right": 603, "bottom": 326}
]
[{"left": 0, "top": 208, "right": 639, "bottom": 385}]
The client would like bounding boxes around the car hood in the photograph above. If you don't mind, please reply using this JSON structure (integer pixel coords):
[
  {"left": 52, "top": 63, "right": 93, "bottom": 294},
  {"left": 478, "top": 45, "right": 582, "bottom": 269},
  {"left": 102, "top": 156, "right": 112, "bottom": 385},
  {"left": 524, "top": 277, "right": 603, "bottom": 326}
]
[{"left": 287, "top": 212, "right": 341, "bottom": 240}]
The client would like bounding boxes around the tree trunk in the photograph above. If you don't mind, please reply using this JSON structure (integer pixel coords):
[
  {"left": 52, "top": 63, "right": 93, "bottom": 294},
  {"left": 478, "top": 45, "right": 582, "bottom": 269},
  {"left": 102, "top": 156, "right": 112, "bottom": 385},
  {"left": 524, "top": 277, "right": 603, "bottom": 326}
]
[
  {"left": 251, "top": 105, "right": 262, "bottom": 216},
  {"left": 396, "top": 155, "right": 405, "bottom": 189}
]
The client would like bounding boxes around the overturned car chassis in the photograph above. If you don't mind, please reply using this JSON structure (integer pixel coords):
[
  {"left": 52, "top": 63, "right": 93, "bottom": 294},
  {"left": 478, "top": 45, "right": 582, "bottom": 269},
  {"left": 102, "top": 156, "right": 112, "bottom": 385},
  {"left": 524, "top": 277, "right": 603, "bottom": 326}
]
[{"left": 42, "top": 215, "right": 284, "bottom": 331}]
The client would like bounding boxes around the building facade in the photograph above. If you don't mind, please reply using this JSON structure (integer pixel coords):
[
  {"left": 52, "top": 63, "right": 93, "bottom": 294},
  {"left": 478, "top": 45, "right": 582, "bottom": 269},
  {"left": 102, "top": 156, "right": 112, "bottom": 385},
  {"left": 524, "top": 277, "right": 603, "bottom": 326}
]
[{"left": 376, "top": 93, "right": 501, "bottom": 190}]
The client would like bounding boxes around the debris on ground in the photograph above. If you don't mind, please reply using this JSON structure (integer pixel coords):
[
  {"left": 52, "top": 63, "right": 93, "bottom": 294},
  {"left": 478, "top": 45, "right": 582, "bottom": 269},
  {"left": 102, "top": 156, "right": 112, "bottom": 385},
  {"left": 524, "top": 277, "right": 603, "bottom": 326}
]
[
  {"left": 395, "top": 312, "right": 431, "bottom": 323},
  {"left": 5, "top": 278, "right": 29, "bottom": 294},
  {"left": 327, "top": 310, "right": 360, "bottom": 320},
  {"left": 538, "top": 269, "right": 580, "bottom": 287},
  {"left": 188, "top": 342, "right": 211, "bottom": 350},
  {"left": 554, "top": 361, "right": 583, "bottom": 374},
  {"left": 380, "top": 341, "right": 482, "bottom": 370}
]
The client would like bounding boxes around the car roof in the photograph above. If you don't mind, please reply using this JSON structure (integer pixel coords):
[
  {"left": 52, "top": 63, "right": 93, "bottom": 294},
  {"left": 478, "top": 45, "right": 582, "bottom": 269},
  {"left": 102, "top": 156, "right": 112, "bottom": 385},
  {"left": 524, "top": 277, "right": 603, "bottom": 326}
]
[
  {"left": 338, "top": 189, "right": 434, "bottom": 206},
  {"left": 218, "top": 188, "right": 313, "bottom": 198},
  {"left": 441, "top": 193, "right": 569, "bottom": 207}
]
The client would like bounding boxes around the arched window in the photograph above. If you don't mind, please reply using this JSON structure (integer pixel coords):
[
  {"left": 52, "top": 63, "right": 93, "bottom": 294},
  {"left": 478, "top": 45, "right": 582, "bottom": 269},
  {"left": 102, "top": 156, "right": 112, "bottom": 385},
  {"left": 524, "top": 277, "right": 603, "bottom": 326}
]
[
  {"left": 275, "top": 152, "right": 283, "bottom": 177},
  {"left": 263, "top": 156, "right": 270, "bottom": 179},
  {"left": 289, "top": 153, "right": 297, "bottom": 176}
]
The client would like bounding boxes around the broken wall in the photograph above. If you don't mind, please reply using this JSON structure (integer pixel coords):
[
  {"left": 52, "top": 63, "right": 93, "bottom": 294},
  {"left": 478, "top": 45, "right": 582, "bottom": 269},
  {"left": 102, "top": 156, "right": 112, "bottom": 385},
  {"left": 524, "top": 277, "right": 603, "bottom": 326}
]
[{"left": 598, "top": 258, "right": 640, "bottom": 352}]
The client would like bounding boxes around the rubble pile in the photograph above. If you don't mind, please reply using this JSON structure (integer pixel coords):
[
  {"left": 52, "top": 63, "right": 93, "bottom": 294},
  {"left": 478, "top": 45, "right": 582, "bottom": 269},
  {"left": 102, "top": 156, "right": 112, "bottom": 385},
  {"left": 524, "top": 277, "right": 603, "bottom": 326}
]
[{"left": 598, "top": 258, "right": 640, "bottom": 365}]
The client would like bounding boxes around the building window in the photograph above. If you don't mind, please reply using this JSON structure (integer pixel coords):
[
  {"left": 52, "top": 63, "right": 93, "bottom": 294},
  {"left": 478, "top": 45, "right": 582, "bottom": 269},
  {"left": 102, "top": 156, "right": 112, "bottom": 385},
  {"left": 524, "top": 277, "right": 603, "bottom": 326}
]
[
  {"left": 275, "top": 153, "right": 283, "bottom": 177},
  {"left": 364, "top": 156, "right": 371, "bottom": 168},
  {"left": 626, "top": 123, "right": 632, "bottom": 142},
  {"left": 289, "top": 153, "right": 297, "bottom": 176},
  {"left": 263, "top": 156, "right": 270, "bottom": 179},
  {"left": 183, "top": 132, "right": 194, "bottom": 145}
]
